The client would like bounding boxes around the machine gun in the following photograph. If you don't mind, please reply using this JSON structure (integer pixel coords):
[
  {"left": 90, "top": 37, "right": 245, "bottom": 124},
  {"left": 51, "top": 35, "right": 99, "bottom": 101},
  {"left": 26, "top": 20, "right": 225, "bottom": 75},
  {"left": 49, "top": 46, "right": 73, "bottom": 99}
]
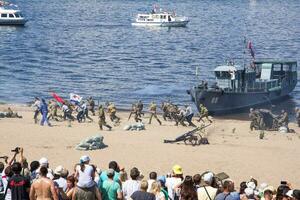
[{"left": 164, "top": 123, "right": 211, "bottom": 146}]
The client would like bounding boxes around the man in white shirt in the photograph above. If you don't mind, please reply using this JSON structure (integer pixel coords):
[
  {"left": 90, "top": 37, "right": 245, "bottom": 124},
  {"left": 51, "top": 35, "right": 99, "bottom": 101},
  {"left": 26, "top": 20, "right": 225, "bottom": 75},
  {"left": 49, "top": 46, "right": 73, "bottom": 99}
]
[
  {"left": 185, "top": 105, "right": 196, "bottom": 127},
  {"left": 166, "top": 165, "right": 183, "bottom": 200},
  {"left": 197, "top": 172, "right": 217, "bottom": 200},
  {"left": 122, "top": 167, "right": 141, "bottom": 199}
]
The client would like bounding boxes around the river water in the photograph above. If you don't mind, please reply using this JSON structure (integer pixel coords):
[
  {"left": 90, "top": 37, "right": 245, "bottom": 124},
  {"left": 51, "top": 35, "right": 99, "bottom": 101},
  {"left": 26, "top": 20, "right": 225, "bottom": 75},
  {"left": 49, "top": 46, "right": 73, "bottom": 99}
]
[{"left": 0, "top": 0, "right": 299, "bottom": 112}]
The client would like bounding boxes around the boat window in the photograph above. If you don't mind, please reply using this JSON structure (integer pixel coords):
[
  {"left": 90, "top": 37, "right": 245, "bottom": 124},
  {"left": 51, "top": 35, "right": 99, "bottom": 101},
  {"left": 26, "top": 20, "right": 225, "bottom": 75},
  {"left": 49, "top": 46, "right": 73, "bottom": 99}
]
[
  {"left": 282, "top": 64, "right": 290, "bottom": 71},
  {"left": 273, "top": 64, "right": 282, "bottom": 71},
  {"left": 14, "top": 13, "right": 20, "bottom": 18},
  {"left": 9, "top": 14, "right": 14, "bottom": 18},
  {"left": 215, "top": 71, "right": 231, "bottom": 79},
  {"left": 292, "top": 63, "right": 297, "bottom": 72},
  {"left": 1, "top": 13, "right": 8, "bottom": 18}
]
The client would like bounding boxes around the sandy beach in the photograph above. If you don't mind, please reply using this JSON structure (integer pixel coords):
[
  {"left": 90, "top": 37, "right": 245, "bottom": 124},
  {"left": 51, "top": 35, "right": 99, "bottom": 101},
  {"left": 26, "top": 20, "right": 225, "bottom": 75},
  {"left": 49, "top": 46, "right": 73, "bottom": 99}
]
[{"left": 0, "top": 104, "right": 300, "bottom": 188}]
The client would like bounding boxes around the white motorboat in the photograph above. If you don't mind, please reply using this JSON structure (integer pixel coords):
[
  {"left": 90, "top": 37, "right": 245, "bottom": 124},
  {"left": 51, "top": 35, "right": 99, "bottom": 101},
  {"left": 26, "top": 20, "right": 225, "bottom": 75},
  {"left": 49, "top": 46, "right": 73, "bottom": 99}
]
[
  {"left": 0, "top": 3, "right": 27, "bottom": 25},
  {"left": 132, "top": 8, "right": 189, "bottom": 27}
]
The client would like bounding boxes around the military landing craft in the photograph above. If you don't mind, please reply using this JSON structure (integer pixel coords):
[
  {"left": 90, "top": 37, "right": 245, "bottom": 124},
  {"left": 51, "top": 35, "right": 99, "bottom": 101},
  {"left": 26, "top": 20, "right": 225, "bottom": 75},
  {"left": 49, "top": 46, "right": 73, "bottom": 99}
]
[{"left": 188, "top": 60, "right": 298, "bottom": 115}]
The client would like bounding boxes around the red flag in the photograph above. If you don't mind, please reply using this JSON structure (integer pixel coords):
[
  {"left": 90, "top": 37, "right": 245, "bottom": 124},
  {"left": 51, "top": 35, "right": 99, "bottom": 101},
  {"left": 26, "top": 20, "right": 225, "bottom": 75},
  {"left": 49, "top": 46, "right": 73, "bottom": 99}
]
[
  {"left": 247, "top": 41, "right": 255, "bottom": 59},
  {"left": 51, "top": 93, "right": 64, "bottom": 104}
]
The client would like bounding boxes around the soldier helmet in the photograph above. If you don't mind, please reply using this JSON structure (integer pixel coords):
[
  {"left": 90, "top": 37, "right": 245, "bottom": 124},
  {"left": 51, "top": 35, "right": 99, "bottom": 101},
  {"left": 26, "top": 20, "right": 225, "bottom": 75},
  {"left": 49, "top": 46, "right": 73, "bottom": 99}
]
[
  {"left": 250, "top": 108, "right": 254, "bottom": 112},
  {"left": 89, "top": 96, "right": 93, "bottom": 99},
  {"left": 99, "top": 104, "right": 103, "bottom": 108}
]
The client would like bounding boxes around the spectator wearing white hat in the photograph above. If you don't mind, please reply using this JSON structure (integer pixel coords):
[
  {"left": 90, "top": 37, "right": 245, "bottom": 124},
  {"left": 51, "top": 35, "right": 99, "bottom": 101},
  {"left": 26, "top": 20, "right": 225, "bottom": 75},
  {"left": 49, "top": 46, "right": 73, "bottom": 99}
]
[
  {"left": 197, "top": 172, "right": 218, "bottom": 200},
  {"left": 38, "top": 157, "right": 53, "bottom": 180},
  {"left": 53, "top": 166, "right": 67, "bottom": 192}
]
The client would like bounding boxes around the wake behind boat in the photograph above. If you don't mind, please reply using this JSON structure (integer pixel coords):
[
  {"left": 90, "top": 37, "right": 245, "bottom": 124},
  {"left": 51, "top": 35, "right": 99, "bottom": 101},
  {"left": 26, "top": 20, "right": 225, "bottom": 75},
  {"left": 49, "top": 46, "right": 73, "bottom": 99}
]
[
  {"left": 0, "top": 1, "right": 27, "bottom": 26},
  {"left": 132, "top": 6, "right": 189, "bottom": 27}
]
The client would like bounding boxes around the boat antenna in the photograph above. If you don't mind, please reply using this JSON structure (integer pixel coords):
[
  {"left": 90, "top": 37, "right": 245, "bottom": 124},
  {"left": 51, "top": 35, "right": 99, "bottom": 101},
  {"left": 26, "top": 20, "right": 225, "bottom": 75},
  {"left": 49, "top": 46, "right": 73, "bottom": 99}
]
[{"left": 243, "top": 36, "right": 247, "bottom": 69}]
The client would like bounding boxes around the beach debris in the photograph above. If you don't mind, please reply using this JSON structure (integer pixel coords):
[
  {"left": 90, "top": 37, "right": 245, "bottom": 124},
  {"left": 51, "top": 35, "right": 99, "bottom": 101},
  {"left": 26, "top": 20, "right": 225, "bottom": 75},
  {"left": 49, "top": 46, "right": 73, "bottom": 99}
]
[
  {"left": 232, "top": 128, "right": 236, "bottom": 134},
  {"left": 259, "top": 130, "right": 264, "bottom": 139},
  {"left": 75, "top": 135, "right": 107, "bottom": 151},
  {"left": 279, "top": 126, "right": 288, "bottom": 133},
  {"left": 123, "top": 122, "right": 145, "bottom": 131}
]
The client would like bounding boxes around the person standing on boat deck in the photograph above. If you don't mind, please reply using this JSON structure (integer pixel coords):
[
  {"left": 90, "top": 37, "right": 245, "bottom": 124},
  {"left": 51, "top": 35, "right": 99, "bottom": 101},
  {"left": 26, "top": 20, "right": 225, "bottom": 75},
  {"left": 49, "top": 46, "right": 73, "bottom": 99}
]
[
  {"left": 148, "top": 101, "right": 162, "bottom": 125},
  {"left": 229, "top": 70, "right": 236, "bottom": 90},
  {"left": 40, "top": 99, "right": 51, "bottom": 126},
  {"left": 32, "top": 97, "right": 41, "bottom": 124}
]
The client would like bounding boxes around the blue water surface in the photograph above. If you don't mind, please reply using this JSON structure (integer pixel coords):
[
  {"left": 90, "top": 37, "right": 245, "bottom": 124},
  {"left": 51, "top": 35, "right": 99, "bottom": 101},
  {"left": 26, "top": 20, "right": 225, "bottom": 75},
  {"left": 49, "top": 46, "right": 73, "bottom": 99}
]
[{"left": 0, "top": 0, "right": 299, "bottom": 109}]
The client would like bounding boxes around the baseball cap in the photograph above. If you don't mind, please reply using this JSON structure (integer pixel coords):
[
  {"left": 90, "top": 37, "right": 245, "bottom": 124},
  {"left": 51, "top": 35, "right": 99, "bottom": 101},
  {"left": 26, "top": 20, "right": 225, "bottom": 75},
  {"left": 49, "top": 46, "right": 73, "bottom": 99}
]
[{"left": 80, "top": 155, "right": 90, "bottom": 163}]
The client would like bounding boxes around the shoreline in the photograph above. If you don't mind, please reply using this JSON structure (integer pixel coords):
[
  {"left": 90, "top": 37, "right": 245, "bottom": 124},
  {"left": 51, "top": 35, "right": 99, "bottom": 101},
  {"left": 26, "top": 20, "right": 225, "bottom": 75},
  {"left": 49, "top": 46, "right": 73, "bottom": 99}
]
[{"left": 0, "top": 104, "right": 300, "bottom": 187}]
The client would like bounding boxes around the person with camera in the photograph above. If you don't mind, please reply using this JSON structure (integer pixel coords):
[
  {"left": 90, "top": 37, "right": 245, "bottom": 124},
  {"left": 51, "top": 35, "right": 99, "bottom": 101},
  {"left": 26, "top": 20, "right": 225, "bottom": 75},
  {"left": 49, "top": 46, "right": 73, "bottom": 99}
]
[{"left": 7, "top": 162, "right": 31, "bottom": 200}]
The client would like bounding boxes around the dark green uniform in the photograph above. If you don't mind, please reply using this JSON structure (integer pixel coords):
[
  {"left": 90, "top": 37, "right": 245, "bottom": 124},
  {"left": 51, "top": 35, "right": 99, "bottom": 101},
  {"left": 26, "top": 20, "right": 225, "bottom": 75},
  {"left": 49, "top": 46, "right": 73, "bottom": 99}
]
[
  {"left": 98, "top": 105, "right": 112, "bottom": 130},
  {"left": 149, "top": 102, "right": 162, "bottom": 125}
]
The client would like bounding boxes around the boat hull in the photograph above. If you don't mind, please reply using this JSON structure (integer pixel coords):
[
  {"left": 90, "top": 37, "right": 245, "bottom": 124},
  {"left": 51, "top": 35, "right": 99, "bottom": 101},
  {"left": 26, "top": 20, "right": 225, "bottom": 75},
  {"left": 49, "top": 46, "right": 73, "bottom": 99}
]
[
  {"left": 131, "top": 20, "right": 189, "bottom": 27},
  {"left": 189, "top": 84, "right": 296, "bottom": 115},
  {"left": 0, "top": 18, "right": 27, "bottom": 25}
]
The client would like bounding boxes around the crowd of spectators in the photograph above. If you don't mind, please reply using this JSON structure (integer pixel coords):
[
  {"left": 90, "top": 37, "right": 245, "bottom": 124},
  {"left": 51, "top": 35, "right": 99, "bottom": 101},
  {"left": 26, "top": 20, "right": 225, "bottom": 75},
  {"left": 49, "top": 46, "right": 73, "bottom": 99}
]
[{"left": 0, "top": 149, "right": 299, "bottom": 200}]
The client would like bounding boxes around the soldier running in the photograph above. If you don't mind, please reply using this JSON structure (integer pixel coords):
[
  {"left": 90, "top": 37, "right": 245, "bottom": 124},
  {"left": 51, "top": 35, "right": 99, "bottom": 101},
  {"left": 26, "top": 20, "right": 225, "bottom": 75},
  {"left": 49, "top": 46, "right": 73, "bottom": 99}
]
[
  {"left": 136, "top": 100, "right": 144, "bottom": 117},
  {"left": 32, "top": 97, "right": 41, "bottom": 124},
  {"left": 98, "top": 105, "right": 112, "bottom": 131},
  {"left": 62, "top": 102, "right": 72, "bottom": 127},
  {"left": 87, "top": 96, "right": 96, "bottom": 116},
  {"left": 106, "top": 102, "right": 120, "bottom": 124},
  {"left": 148, "top": 101, "right": 162, "bottom": 125},
  {"left": 197, "top": 104, "right": 212, "bottom": 123},
  {"left": 128, "top": 103, "right": 142, "bottom": 122},
  {"left": 278, "top": 109, "right": 289, "bottom": 128}
]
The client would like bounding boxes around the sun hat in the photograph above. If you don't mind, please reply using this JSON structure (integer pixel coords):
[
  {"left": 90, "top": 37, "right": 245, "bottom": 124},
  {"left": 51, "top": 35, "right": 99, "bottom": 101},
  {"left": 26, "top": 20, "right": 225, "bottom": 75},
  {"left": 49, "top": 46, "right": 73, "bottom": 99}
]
[
  {"left": 172, "top": 165, "right": 183, "bottom": 175},
  {"left": 203, "top": 172, "right": 214, "bottom": 183},
  {"left": 80, "top": 155, "right": 90, "bottom": 163},
  {"left": 39, "top": 157, "right": 48, "bottom": 166},
  {"left": 54, "top": 165, "right": 64, "bottom": 176}
]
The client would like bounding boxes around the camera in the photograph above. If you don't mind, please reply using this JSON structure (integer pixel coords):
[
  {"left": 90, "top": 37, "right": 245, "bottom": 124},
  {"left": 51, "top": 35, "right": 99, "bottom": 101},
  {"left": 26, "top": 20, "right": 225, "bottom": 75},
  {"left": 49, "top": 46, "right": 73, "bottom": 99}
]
[{"left": 11, "top": 147, "right": 21, "bottom": 153}]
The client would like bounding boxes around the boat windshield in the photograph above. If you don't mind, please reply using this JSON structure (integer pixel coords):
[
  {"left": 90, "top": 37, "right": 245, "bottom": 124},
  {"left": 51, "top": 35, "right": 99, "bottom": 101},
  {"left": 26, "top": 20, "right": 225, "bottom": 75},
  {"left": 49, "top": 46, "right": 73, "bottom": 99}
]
[{"left": 215, "top": 71, "right": 231, "bottom": 79}]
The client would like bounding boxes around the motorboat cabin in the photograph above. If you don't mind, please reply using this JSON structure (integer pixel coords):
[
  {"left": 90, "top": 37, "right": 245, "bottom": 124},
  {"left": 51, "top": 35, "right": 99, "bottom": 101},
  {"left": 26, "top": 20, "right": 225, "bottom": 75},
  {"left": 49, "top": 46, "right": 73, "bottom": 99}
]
[{"left": 0, "top": 7, "right": 27, "bottom": 25}]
